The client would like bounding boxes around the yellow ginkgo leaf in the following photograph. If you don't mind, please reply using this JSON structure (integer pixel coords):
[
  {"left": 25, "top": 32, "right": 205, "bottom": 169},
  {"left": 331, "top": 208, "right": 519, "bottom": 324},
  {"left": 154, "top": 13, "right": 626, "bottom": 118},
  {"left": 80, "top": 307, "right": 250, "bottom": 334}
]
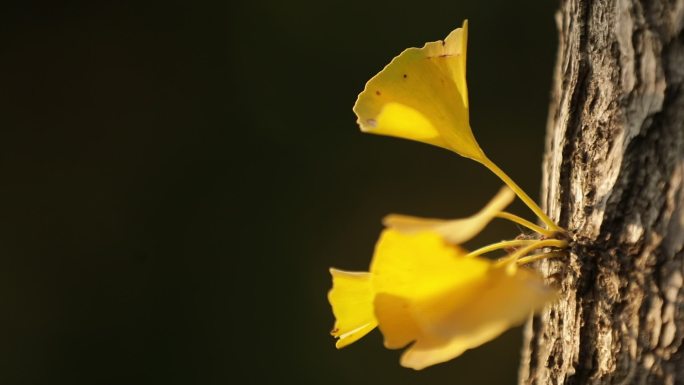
[
  {"left": 400, "top": 264, "right": 556, "bottom": 369},
  {"left": 370, "top": 230, "right": 486, "bottom": 302},
  {"left": 369, "top": 230, "right": 557, "bottom": 370},
  {"left": 383, "top": 186, "right": 515, "bottom": 244},
  {"left": 353, "top": 20, "right": 485, "bottom": 161},
  {"left": 327, "top": 269, "right": 378, "bottom": 348},
  {"left": 327, "top": 229, "right": 559, "bottom": 367},
  {"left": 352, "top": 20, "right": 564, "bottom": 232}
]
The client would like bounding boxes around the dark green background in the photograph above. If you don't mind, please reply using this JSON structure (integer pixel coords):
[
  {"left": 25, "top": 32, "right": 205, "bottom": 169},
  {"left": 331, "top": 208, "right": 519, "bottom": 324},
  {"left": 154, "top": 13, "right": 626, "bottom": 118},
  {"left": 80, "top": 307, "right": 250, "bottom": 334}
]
[{"left": 1, "top": 1, "right": 557, "bottom": 384}]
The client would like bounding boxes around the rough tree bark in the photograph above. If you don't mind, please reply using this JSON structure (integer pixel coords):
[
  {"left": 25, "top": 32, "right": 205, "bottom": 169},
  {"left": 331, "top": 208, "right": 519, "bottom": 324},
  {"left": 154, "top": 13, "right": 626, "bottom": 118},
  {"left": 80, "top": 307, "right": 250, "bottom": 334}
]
[{"left": 519, "top": 1, "right": 684, "bottom": 384}]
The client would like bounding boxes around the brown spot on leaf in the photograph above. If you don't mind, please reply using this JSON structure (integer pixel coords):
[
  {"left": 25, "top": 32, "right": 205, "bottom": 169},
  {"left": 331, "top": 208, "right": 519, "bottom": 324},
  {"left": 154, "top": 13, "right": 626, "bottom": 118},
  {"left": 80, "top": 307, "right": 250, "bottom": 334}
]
[
  {"left": 375, "top": 90, "right": 381, "bottom": 96},
  {"left": 403, "top": 74, "right": 408, "bottom": 79}
]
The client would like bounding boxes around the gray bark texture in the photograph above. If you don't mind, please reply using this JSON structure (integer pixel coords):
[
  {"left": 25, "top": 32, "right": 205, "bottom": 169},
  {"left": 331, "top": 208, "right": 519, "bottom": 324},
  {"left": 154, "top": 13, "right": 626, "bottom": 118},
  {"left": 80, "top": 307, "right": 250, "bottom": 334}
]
[{"left": 519, "top": 1, "right": 684, "bottom": 384}]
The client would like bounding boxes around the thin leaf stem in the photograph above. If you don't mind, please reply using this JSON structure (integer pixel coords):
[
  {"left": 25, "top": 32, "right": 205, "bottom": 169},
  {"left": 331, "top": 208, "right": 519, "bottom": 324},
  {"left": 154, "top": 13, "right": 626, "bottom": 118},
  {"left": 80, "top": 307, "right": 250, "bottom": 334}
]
[
  {"left": 495, "top": 211, "right": 555, "bottom": 237},
  {"left": 495, "top": 239, "right": 568, "bottom": 267},
  {"left": 516, "top": 251, "right": 565, "bottom": 266},
  {"left": 480, "top": 157, "right": 562, "bottom": 232},
  {"left": 465, "top": 239, "right": 535, "bottom": 258}
]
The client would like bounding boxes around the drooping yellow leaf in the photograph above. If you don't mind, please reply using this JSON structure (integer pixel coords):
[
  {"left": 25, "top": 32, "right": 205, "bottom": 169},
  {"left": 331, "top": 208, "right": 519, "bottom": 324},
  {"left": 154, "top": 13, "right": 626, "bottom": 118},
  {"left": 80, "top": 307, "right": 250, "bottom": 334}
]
[
  {"left": 327, "top": 226, "right": 558, "bottom": 367},
  {"left": 353, "top": 20, "right": 485, "bottom": 161},
  {"left": 328, "top": 268, "right": 378, "bottom": 348},
  {"left": 368, "top": 229, "right": 557, "bottom": 369},
  {"left": 370, "top": 230, "right": 486, "bottom": 300},
  {"left": 383, "top": 186, "right": 515, "bottom": 244},
  {"left": 372, "top": 293, "right": 421, "bottom": 349},
  {"left": 369, "top": 230, "right": 487, "bottom": 352},
  {"left": 398, "top": 321, "right": 508, "bottom": 370},
  {"left": 399, "top": 263, "right": 557, "bottom": 369}
]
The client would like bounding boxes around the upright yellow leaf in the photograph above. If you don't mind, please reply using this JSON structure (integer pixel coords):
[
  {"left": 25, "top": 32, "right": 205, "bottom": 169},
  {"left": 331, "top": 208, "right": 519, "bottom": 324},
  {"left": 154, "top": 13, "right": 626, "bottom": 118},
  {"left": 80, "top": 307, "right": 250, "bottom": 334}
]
[{"left": 353, "top": 20, "right": 485, "bottom": 161}]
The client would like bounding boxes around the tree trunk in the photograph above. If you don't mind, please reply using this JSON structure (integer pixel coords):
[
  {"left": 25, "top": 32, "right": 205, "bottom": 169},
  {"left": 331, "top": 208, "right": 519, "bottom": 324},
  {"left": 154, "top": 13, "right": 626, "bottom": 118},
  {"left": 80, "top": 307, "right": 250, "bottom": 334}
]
[{"left": 519, "top": 1, "right": 684, "bottom": 384}]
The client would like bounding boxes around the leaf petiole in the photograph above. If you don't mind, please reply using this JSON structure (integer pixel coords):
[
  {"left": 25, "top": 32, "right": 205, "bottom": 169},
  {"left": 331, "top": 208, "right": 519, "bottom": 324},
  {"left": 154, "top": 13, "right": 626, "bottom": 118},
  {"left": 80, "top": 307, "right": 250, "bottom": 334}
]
[
  {"left": 495, "top": 239, "right": 568, "bottom": 267},
  {"left": 480, "top": 157, "right": 563, "bottom": 233},
  {"left": 495, "top": 211, "right": 556, "bottom": 237},
  {"left": 465, "top": 239, "right": 536, "bottom": 258},
  {"left": 516, "top": 251, "right": 565, "bottom": 266}
]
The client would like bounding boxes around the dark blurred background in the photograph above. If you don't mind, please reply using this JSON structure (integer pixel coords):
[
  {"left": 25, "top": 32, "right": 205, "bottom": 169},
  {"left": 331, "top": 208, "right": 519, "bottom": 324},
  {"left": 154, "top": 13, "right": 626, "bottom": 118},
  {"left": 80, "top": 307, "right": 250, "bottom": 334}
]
[{"left": 0, "top": 1, "right": 558, "bottom": 384}]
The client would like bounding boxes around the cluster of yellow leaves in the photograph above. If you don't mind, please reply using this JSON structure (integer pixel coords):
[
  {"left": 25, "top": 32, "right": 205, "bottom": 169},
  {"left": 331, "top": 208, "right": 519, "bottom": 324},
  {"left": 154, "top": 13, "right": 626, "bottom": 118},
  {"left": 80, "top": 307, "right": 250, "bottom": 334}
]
[
  {"left": 329, "top": 189, "right": 558, "bottom": 369},
  {"left": 328, "top": 20, "right": 567, "bottom": 370}
]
